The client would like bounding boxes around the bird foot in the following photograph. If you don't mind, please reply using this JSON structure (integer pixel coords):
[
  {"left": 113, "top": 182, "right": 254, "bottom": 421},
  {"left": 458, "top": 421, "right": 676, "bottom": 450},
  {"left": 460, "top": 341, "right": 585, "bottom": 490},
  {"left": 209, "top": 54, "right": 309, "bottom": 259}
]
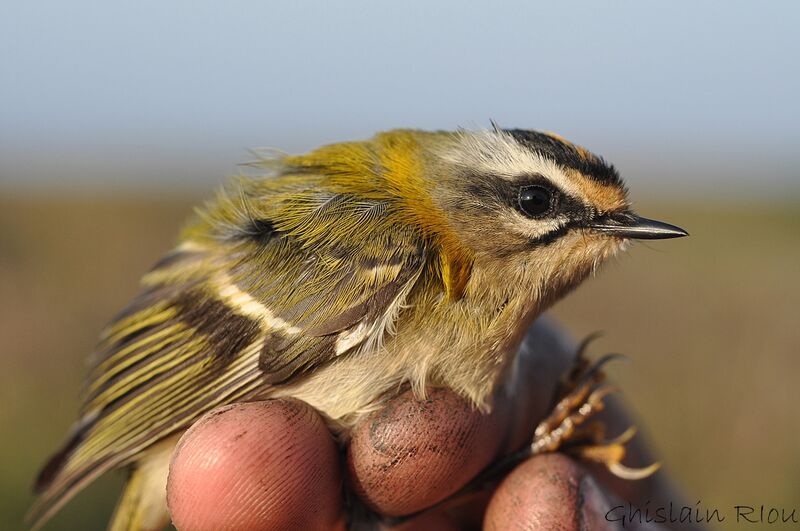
[{"left": 530, "top": 335, "right": 660, "bottom": 480}]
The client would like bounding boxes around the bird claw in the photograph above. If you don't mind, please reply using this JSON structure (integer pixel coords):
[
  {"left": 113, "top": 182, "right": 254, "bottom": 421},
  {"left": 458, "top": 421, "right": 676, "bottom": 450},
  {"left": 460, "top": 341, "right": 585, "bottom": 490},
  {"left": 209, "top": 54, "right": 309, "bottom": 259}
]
[
  {"left": 568, "top": 425, "right": 662, "bottom": 480},
  {"left": 530, "top": 342, "right": 660, "bottom": 480}
]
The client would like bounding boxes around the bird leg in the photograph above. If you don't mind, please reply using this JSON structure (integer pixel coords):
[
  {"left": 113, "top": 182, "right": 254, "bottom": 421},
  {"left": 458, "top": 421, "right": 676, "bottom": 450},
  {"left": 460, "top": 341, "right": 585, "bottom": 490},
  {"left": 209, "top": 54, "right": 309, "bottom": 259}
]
[{"left": 528, "top": 338, "right": 661, "bottom": 480}]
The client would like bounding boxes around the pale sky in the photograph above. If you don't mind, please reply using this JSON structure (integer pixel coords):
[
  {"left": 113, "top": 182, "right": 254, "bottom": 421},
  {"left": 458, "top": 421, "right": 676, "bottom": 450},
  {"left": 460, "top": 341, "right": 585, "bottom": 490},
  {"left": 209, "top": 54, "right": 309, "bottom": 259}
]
[{"left": 1, "top": 1, "right": 798, "bottom": 195}]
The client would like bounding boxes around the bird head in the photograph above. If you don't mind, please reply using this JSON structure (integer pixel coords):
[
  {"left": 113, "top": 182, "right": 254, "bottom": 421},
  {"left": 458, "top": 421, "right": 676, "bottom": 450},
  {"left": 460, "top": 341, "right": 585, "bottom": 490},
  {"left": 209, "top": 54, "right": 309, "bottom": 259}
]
[{"left": 402, "top": 127, "right": 688, "bottom": 304}]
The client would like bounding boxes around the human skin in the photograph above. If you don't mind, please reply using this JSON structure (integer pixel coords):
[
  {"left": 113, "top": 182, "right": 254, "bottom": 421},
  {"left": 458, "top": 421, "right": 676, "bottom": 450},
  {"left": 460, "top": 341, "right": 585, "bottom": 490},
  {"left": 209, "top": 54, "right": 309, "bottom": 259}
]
[{"left": 166, "top": 320, "right": 701, "bottom": 530}]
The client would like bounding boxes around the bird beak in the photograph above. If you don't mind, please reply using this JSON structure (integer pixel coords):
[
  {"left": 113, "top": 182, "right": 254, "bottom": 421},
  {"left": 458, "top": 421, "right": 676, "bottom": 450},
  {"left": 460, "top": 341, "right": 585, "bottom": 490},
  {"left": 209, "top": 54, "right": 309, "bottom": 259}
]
[{"left": 588, "top": 212, "right": 688, "bottom": 240}]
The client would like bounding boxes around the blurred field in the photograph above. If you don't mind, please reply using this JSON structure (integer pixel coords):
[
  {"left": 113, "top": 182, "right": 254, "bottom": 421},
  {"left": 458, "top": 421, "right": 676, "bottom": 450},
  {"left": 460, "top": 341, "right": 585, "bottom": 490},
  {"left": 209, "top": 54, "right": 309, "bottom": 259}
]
[{"left": 0, "top": 194, "right": 798, "bottom": 530}]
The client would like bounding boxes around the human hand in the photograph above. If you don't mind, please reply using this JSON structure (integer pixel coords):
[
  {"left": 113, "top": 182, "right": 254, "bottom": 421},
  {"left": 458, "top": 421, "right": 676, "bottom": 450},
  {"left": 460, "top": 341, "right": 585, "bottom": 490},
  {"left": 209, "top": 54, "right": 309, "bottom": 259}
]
[{"left": 166, "top": 320, "right": 699, "bottom": 530}]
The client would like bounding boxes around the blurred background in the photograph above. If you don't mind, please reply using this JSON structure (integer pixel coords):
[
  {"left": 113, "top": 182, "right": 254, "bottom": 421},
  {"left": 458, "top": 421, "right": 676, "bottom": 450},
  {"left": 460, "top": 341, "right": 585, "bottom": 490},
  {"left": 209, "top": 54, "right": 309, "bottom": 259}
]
[{"left": 1, "top": 1, "right": 798, "bottom": 529}]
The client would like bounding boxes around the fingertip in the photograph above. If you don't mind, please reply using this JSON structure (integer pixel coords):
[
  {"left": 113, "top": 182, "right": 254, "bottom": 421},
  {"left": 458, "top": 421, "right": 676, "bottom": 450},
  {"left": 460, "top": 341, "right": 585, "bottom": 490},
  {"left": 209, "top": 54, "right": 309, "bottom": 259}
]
[
  {"left": 484, "top": 453, "right": 615, "bottom": 531},
  {"left": 167, "top": 400, "right": 344, "bottom": 531},
  {"left": 347, "top": 388, "right": 506, "bottom": 517}
]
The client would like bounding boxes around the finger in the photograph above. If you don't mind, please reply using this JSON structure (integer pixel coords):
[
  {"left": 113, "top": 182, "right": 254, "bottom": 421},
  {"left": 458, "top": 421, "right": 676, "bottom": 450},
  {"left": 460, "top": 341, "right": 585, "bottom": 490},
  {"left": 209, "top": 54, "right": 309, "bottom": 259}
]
[
  {"left": 346, "top": 388, "right": 509, "bottom": 517},
  {"left": 167, "top": 400, "right": 345, "bottom": 531},
  {"left": 484, "top": 453, "right": 617, "bottom": 531},
  {"left": 346, "top": 319, "right": 580, "bottom": 519},
  {"left": 486, "top": 453, "right": 674, "bottom": 531}
]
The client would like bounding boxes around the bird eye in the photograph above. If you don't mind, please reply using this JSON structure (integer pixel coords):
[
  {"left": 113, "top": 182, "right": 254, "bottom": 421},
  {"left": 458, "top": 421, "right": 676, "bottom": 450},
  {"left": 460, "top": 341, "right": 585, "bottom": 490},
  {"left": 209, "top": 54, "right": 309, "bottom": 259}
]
[{"left": 518, "top": 185, "right": 554, "bottom": 218}]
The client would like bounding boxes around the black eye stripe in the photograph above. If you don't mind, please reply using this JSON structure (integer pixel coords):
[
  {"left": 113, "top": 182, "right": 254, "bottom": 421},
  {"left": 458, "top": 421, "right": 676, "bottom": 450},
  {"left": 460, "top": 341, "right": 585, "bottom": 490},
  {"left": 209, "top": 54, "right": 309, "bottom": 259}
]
[
  {"left": 513, "top": 176, "right": 590, "bottom": 222},
  {"left": 461, "top": 171, "right": 590, "bottom": 221}
]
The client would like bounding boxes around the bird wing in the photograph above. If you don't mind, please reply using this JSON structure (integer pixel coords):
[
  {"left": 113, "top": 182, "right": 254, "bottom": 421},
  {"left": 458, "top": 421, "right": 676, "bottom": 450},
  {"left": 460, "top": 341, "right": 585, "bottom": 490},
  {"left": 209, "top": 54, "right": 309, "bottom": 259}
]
[{"left": 30, "top": 182, "right": 427, "bottom": 527}]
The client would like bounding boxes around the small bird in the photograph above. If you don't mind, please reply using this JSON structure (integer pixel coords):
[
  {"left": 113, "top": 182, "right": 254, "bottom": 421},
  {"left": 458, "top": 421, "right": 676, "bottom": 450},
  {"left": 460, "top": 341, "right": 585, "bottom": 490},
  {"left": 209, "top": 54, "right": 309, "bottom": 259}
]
[{"left": 30, "top": 127, "right": 686, "bottom": 530}]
